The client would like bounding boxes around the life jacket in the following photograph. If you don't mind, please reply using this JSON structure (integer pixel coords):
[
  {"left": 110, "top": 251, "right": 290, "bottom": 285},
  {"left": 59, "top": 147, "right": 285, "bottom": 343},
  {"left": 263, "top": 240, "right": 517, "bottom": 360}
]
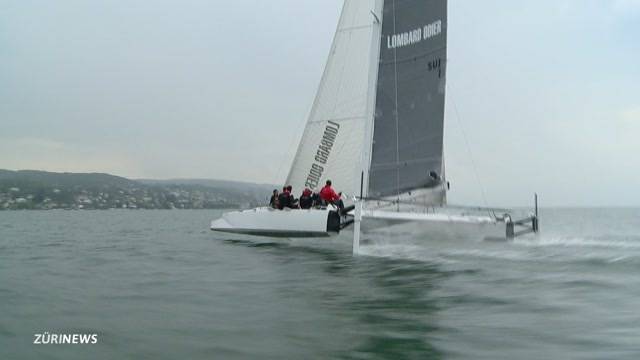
[
  {"left": 319, "top": 185, "right": 339, "bottom": 202},
  {"left": 277, "top": 191, "right": 290, "bottom": 209},
  {"left": 299, "top": 194, "right": 313, "bottom": 209}
]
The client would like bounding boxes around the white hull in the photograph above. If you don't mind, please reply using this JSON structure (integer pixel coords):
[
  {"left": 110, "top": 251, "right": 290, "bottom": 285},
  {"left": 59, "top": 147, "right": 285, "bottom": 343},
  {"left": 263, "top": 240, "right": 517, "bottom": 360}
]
[
  {"left": 360, "top": 210, "right": 507, "bottom": 242},
  {"left": 210, "top": 204, "right": 521, "bottom": 243},
  {"left": 210, "top": 206, "right": 342, "bottom": 237}
]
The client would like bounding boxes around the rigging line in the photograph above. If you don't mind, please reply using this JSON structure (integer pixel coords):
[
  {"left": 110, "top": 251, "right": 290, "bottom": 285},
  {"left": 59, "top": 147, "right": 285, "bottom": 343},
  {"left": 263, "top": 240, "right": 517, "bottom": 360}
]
[
  {"left": 450, "top": 91, "right": 491, "bottom": 213},
  {"left": 392, "top": 0, "right": 400, "bottom": 211}
]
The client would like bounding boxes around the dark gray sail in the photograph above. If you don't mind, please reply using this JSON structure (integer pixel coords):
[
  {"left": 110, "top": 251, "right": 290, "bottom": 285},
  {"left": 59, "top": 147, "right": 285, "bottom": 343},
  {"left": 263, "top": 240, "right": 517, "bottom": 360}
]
[{"left": 368, "top": 0, "right": 447, "bottom": 202}]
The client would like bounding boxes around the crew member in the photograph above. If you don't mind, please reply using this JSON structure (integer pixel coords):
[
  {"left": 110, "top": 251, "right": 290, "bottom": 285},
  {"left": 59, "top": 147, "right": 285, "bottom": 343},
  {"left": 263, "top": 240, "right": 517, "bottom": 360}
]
[
  {"left": 311, "top": 192, "right": 321, "bottom": 208},
  {"left": 277, "top": 186, "right": 290, "bottom": 209},
  {"left": 286, "top": 185, "right": 298, "bottom": 208},
  {"left": 319, "top": 180, "right": 344, "bottom": 210},
  {"left": 269, "top": 189, "right": 279, "bottom": 209},
  {"left": 299, "top": 188, "right": 313, "bottom": 209}
]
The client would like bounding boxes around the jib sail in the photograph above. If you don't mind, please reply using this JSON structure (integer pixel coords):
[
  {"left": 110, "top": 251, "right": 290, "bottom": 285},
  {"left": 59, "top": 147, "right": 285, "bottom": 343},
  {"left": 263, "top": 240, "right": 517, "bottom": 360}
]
[{"left": 285, "top": 0, "right": 382, "bottom": 196}]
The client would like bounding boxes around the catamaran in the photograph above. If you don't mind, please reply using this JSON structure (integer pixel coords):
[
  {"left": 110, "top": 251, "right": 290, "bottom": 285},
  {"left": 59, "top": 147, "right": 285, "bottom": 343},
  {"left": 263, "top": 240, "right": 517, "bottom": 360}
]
[{"left": 211, "top": 0, "right": 539, "bottom": 252}]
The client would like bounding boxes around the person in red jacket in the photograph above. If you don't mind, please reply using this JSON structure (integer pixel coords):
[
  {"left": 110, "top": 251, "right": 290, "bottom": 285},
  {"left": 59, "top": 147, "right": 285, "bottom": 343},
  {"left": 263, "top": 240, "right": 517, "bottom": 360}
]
[{"left": 319, "top": 180, "right": 343, "bottom": 210}]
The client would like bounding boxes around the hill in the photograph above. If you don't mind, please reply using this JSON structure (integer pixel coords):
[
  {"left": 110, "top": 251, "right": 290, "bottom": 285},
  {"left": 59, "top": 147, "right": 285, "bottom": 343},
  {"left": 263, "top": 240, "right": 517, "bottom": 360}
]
[
  {"left": 137, "top": 178, "right": 276, "bottom": 201},
  {"left": 0, "top": 170, "right": 275, "bottom": 210}
]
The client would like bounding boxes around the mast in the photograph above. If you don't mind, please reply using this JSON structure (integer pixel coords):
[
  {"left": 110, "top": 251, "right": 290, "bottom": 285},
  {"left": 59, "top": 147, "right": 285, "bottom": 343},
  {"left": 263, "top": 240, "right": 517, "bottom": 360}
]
[{"left": 359, "top": 0, "right": 385, "bottom": 199}]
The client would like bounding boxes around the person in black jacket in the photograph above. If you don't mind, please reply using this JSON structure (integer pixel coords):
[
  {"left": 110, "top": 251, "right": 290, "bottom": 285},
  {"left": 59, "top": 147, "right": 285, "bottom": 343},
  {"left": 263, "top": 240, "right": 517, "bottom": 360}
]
[
  {"left": 299, "top": 188, "right": 313, "bottom": 209},
  {"left": 277, "top": 187, "right": 290, "bottom": 209},
  {"left": 311, "top": 192, "right": 321, "bottom": 207},
  {"left": 269, "top": 189, "right": 279, "bottom": 209},
  {"left": 286, "top": 185, "right": 298, "bottom": 208}
]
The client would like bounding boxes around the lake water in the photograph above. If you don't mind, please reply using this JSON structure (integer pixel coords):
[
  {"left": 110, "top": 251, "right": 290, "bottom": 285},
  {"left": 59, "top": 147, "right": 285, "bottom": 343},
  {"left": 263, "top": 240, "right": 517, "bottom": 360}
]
[{"left": 1, "top": 209, "right": 639, "bottom": 359}]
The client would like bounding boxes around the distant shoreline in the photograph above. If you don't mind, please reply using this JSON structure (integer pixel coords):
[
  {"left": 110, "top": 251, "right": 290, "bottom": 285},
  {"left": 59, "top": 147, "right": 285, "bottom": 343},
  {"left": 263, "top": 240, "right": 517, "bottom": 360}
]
[{"left": 0, "top": 169, "right": 273, "bottom": 211}]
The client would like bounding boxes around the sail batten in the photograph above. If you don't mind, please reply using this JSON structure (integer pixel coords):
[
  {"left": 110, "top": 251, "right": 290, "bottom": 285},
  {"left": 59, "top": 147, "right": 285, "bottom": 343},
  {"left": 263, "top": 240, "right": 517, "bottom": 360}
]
[
  {"left": 307, "top": 115, "right": 367, "bottom": 124},
  {"left": 371, "top": 155, "right": 443, "bottom": 169},
  {"left": 337, "top": 24, "right": 375, "bottom": 32}
]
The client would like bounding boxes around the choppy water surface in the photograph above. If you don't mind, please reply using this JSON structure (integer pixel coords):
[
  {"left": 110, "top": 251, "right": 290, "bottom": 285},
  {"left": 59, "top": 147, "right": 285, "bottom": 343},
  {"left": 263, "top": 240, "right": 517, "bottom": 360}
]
[{"left": 1, "top": 209, "right": 639, "bottom": 359}]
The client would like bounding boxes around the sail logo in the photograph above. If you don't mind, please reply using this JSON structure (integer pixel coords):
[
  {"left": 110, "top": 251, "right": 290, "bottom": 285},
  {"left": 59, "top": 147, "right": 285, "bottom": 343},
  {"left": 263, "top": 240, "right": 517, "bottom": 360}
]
[
  {"left": 305, "top": 121, "right": 340, "bottom": 189},
  {"left": 387, "top": 20, "right": 442, "bottom": 49}
]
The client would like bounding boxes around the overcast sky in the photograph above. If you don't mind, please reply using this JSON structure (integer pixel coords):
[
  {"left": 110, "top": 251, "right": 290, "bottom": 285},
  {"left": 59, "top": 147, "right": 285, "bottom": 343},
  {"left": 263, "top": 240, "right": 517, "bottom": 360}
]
[{"left": 1, "top": 0, "right": 639, "bottom": 207}]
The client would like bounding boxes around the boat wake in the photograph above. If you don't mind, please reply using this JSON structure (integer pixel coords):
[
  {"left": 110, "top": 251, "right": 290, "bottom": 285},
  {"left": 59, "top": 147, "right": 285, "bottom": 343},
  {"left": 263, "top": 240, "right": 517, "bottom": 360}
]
[
  {"left": 354, "top": 232, "right": 640, "bottom": 268},
  {"left": 218, "top": 221, "right": 640, "bottom": 269},
  {"left": 513, "top": 235, "right": 640, "bottom": 249}
]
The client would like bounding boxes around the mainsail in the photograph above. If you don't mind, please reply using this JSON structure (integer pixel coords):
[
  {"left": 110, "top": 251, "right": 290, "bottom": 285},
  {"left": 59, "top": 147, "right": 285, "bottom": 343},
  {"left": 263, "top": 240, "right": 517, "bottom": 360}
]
[
  {"left": 285, "top": 0, "right": 382, "bottom": 196},
  {"left": 287, "top": 0, "right": 447, "bottom": 204},
  {"left": 368, "top": 0, "right": 448, "bottom": 204}
]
